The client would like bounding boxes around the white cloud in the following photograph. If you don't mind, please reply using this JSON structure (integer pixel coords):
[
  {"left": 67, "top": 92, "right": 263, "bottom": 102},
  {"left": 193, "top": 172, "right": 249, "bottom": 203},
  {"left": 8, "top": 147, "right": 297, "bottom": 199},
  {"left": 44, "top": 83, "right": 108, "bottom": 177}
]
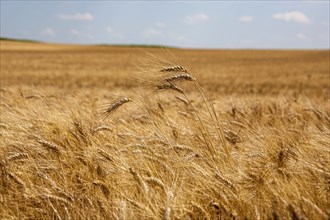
[
  {"left": 297, "top": 33, "right": 307, "bottom": 40},
  {"left": 87, "top": 34, "right": 94, "bottom": 39},
  {"left": 142, "top": 28, "right": 188, "bottom": 43},
  {"left": 273, "top": 11, "right": 310, "bottom": 24},
  {"left": 168, "top": 32, "right": 189, "bottom": 42},
  {"left": 143, "top": 22, "right": 189, "bottom": 42},
  {"left": 156, "top": 22, "right": 166, "bottom": 28},
  {"left": 239, "top": 16, "right": 253, "bottom": 22},
  {"left": 58, "top": 13, "right": 93, "bottom": 21},
  {"left": 105, "top": 27, "right": 113, "bottom": 33},
  {"left": 70, "top": 29, "right": 80, "bottom": 36},
  {"left": 41, "top": 27, "right": 55, "bottom": 36},
  {"left": 105, "top": 27, "right": 124, "bottom": 38},
  {"left": 318, "top": 34, "right": 328, "bottom": 40},
  {"left": 143, "top": 23, "right": 167, "bottom": 37},
  {"left": 322, "top": 21, "right": 329, "bottom": 26},
  {"left": 304, "top": 0, "right": 329, "bottom": 3},
  {"left": 143, "top": 28, "right": 163, "bottom": 37},
  {"left": 184, "top": 13, "right": 209, "bottom": 24}
]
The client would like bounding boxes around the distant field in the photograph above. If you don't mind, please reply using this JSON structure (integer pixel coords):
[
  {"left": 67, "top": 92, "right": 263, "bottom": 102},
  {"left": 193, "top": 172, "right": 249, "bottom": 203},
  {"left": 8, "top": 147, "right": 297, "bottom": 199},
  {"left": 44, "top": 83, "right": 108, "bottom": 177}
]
[
  {"left": 1, "top": 40, "right": 329, "bottom": 219},
  {"left": 1, "top": 40, "right": 329, "bottom": 96}
]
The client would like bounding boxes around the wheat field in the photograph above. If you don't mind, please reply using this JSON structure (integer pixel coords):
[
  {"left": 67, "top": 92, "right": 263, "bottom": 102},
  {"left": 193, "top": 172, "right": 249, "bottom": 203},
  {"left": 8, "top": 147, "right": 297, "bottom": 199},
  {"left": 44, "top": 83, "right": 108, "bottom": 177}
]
[{"left": 0, "top": 40, "right": 329, "bottom": 219}]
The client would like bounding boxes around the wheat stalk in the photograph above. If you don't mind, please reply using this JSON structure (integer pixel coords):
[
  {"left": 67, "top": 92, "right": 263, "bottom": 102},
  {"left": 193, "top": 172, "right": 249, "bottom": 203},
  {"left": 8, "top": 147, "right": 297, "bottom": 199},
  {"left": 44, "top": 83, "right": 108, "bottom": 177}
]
[
  {"left": 157, "top": 82, "right": 184, "bottom": 94},
  {"left": 191, "top": 201, "right": 210, "bottom": 220},
  {"left": 287, "top": 204, "right": 307, "bottom": 220},
  {"left": 129, "top": 167, "right": 149, "bottom": 195},
  {"left": 92, "top": 125, "right": 113, "bottom": 134},
  {"left": 255, "top": 205, "right": 261, "bottom": 220},
  {"left": 64, "top": 207, "right": 71, "bottom": 220},
  {"left": 302, "top": 197, "right": 327, "bottom": 218},
  {"left": 165, "top": 73, "right": 196, "bottom": 82},
  {"left": 224, "top": 129, "right": 241, "bottom": 144},
  {"left": 8, "top": 171, "right": 25, "bottom": 188},
  {"left": 215, "top": 172, "right": 237, "bottom": 191},
  {"left": 118, "top": 200, "right": 127, "bottom": 220},
  {"left": 98, "top": 149, "right": 113, "bottom": 162},
  {"left": 172, "top": 144, "right": 195, "bottom": 153},
  {"left": 123, "top": 196, "right": 148, "bottom": 211},
  {"left": 163, "top": 206, "right": 171, "bottom": 220},
  {"left": 184, "top": 153, "right": 200, "bottom": 160},
  {"left": 165, "top": 73, "right": 195, "bottom": 83},
  {"left": 43, "top": 194, "right": 71, "bottom": 205},
  {"left": 160, "top": 65, "right": 188, "bottom": 73},
  {"left": 55, "top": 189, "right": 74, "bottom": 203},
  {"left": 38, "top": 139, "right": 61, "bottom": 153},
  {"left": 93, "top": 180, "right": 110, "bottom": 198},
  {"left": 175, "top": 95, "right": 189, "bottom": 105},
  {"left": 143, "top": 155, "right": 174, "bottom": 175},
  {"left": 100, "top": 97, "right": 131, "bottom": 120},
  {"left": 6, "top": 153, "right": 29, "bottom": 161},
  {"left": 145, "top": 177, "right": 166, "bottom": 191}
]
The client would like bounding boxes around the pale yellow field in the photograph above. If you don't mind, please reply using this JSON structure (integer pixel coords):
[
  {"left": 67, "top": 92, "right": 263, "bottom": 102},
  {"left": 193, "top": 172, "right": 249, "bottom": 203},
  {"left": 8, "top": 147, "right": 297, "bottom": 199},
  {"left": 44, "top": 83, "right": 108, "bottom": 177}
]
[{"left": 1, "top": 40, "right": 329, "bottom": 219}]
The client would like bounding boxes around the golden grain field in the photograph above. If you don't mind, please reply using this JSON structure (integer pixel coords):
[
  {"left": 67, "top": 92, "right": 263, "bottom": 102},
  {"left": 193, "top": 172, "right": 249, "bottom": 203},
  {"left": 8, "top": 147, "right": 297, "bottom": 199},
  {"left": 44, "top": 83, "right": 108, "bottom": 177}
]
[{"left": 0, "top": 40, "right": 329, "bottom": 219}]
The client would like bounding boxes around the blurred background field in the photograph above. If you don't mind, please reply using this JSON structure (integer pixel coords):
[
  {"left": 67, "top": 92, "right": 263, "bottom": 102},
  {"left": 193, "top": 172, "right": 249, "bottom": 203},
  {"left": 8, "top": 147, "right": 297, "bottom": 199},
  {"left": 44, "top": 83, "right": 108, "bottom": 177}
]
[{"left": 1, "top": 40, "right": 329, "bottom": 98}]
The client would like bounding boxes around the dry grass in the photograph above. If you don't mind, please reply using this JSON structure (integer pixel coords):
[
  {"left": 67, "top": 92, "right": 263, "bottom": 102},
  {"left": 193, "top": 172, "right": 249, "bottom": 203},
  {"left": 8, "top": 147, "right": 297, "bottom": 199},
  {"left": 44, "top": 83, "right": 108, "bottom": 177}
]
[{"left": 0, "top": 40, "right": 329, "bottom": 219}]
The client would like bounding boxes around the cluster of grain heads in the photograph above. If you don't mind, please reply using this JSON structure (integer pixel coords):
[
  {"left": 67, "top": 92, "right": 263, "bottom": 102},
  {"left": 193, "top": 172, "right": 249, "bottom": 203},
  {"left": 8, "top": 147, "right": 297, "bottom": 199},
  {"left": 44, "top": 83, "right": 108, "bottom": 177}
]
[
  {"left": 156, "top": 66, "right": 195, "bottom": 94},
  {"left": 147, "top": 64, "right": 229, "bottom": 161}
]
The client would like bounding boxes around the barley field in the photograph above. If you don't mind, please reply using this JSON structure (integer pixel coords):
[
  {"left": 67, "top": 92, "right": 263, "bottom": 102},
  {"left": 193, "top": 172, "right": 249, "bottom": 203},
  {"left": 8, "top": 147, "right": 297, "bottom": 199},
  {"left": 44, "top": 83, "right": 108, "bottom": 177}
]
[{"left": 0, "top": 40, "right": 329, "bottom": 219}]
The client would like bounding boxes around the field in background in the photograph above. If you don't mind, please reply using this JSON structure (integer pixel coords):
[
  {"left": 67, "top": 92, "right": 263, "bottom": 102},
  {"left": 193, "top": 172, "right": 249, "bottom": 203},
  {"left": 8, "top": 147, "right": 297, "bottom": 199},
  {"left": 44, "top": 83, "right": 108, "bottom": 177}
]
[{"left": 1, "top": 40, "right": 329, "bottom": 219}]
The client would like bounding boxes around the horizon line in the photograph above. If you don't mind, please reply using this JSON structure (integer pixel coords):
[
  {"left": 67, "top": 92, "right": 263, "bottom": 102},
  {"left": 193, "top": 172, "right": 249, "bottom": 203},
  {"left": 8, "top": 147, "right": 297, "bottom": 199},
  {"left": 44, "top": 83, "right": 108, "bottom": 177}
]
[{"left": 1, "top": 36, "right": 329, "bottom": 51}]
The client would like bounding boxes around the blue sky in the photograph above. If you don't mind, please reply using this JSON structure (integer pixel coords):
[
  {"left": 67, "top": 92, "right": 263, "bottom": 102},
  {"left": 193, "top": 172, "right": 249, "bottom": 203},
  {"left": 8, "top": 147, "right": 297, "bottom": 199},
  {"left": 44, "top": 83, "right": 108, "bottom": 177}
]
[{"left": 0, "top": 1, "right": 329, "bottom": 49}]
